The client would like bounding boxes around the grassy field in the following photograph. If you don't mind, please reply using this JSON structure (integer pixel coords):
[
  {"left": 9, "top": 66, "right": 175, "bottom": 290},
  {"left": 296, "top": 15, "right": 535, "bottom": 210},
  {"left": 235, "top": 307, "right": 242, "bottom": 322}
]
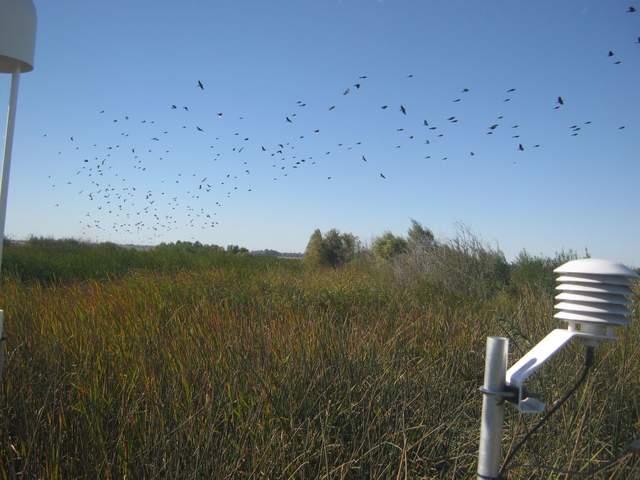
[{"left": 0, "top": 239, "right": 638, "bottom": 478}]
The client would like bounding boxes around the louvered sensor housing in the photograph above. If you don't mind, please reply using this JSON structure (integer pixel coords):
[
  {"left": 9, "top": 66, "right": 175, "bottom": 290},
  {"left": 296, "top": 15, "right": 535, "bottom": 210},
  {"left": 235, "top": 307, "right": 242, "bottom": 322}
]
[{"left": 554, "top": 258, "right": 638, "bottom": 342}]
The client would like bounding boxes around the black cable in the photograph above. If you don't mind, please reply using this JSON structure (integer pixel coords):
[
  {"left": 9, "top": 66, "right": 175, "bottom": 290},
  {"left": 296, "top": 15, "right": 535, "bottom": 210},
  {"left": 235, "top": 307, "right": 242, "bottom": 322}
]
[{"left": 499, "top": 345, "right": 595, "bottom": 478}]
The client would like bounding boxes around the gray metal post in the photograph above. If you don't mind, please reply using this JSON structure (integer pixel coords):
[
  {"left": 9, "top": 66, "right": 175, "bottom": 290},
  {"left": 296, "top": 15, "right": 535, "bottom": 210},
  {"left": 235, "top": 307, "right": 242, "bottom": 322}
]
[
  {"left": 0, "top": 67, "right": 20, "bottom": 381},
  {"left": 477, "top": 336, "right": 509, "bottom": 479},
  {"left": 0, "top": 67, "right": 20, "bottom": 274}
]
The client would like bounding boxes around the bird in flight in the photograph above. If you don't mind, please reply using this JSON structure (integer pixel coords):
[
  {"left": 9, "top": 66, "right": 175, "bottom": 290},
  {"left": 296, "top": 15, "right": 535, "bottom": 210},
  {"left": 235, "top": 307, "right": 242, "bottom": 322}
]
[
  {"left": 400, "top": 105, "right": 407, "bottom": 115},
  {"left": 379, "top": 173, "right": 386, "bottom": 179},
  {"left": 329, "top": 105, "right": 336, "bottom": 111},
  {"left": 197, "top": 80, "right": 204, "bottom": 90},
  {"left": 518, "top": 144, "right": 524, "bottom": 151},
  {"left": 196, "top": 126, "right": 204, "bottom": 132},
  {"left": 381, "top": 105, "right": 388, "bottom": 109},
  {"left": 608, "top": 50, "right": 615, "bottom": 56},
  {"left": 286, "top": 116, "right": 292, "bottom": 123},
  {"left": 628, "top": 6, "right": 636, "bottom": 13},
  {"left": 557, "top": 96, "right": 564, "bottom": 105}
]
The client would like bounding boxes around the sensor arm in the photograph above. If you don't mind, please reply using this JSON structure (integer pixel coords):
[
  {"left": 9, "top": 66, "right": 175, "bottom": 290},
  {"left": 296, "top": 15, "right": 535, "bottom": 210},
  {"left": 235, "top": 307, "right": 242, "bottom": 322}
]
[{"left": 505, "top": 329, "right": 593, "bottom": 413}]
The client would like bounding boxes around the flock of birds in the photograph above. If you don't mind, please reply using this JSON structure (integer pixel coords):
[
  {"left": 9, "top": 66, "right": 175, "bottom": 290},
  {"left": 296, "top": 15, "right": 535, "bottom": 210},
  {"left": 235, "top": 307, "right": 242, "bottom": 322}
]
[{"left": 41, "top": 5, "right": 638, "bottom": 243}]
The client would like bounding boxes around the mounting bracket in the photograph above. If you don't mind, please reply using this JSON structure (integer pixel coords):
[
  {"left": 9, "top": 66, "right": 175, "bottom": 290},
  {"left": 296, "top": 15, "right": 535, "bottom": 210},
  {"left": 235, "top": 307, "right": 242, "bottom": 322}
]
[{"left": 504, "top": 328, "right": 610, "bottom": 413}]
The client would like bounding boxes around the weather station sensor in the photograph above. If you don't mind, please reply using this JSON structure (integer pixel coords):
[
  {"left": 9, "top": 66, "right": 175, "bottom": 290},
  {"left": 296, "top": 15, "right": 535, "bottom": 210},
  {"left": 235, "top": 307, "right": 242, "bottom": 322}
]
[
  {"left": 0, "top": 0, "right": 37, "bottom": 379},
  {"left": 476, "top": 258, "right": 638, "bottom": 479}
]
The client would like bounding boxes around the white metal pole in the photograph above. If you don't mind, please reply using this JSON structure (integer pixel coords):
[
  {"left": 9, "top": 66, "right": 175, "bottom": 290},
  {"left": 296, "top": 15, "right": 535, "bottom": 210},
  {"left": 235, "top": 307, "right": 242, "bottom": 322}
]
[
  {"left": 477, "top": 336, "right": 508, "bottom": 479},
  {"left": 0, "top": 66, "right": 21, "bottom": 380},
  {"left": 0, "top": 66, "right": 21, "bottom": 273}
]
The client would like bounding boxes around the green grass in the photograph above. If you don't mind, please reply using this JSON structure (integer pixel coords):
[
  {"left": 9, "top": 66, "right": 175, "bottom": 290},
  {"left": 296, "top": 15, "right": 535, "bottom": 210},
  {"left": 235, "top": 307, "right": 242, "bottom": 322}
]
[{"left": 0, "top": 240, "right": 638, "bottom": 478}]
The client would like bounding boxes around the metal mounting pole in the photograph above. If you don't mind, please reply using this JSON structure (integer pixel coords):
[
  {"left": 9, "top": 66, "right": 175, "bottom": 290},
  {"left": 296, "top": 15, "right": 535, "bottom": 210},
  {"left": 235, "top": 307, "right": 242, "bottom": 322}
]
[
  {"left": 0, "top": 66, "right": 21, "bottom": 380},
  {"left": 477, "top": 336, "right": 509, "bottom": 479},
  {"left": 0, "top": 66, "right": 20, "bottom": 272}
]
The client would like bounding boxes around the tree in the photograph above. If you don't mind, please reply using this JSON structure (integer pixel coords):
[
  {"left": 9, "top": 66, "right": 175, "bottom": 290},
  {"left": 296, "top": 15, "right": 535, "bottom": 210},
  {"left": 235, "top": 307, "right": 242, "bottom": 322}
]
[
  {"left": 304, "top": 228, "right": 359, "bottom": 268},
  {"left": 372, "top": 232, "right": 408, "bottom": 260},
  {"left": 304, "top": 229, "right": 327, "bottom": 268},
  {"left": 407, "top": 219, "right": 434, "bottom": 248}
]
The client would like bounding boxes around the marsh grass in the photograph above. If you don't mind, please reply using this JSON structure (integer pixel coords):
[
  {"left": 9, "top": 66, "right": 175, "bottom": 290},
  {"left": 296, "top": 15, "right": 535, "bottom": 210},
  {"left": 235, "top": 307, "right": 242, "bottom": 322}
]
[{"left": 0, "top": 241, "right": 638, "bottom": 478}]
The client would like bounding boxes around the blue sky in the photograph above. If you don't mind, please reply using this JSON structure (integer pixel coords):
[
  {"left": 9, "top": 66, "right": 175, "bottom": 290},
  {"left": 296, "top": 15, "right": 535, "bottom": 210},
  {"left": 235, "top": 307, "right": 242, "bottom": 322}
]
[{"left": 1, "top": 0, "right": 639, "bottom": 264}]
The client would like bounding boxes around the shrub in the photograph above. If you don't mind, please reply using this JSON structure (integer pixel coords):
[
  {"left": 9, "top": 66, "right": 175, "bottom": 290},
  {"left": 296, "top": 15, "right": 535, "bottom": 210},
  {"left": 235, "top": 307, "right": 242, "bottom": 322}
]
[{"left": 393, "top": 224, "right": 509, "bottom": 300}]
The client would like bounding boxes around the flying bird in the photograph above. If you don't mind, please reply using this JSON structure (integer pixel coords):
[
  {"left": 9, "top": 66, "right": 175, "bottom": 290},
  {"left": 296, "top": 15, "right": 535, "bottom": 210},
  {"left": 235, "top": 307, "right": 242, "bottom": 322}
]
[
  {"left": 379, "top": 173, "right": 386, "bottom": 179},
  {"left": 518, "top": 144, "right": 524, "bottom": 151},
  {"left": 557, "top": 96, "right": 564, "bottom": 105},
  {"left": 628, "top": 6, "right": 636, "bottom": 13},
  {"left": 381, "top": 105, "right": 388, "bottom": 109},
  {"left": 329, "top": 105, "right": 336, "bottom": 111},
  {"left": 608, "top": 50, "right": 615, "bottom": 56},
  {"left": 400, "top": 105, "right": 407, "bottom": 115},
  {"left": 286, "top": 116, "right": 292, "bottom": 123}
]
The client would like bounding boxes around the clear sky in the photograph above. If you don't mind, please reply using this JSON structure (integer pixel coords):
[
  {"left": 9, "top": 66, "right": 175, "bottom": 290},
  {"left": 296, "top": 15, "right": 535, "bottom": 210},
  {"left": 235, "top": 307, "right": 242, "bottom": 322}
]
[{"left": 1, "top": 0, "right": 639, "bottom": 265}]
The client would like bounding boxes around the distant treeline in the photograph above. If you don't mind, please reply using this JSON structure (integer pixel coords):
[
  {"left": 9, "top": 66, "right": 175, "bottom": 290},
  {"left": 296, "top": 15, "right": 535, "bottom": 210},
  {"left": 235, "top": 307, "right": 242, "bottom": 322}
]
[
  {"left": 302, "top": 221, "right": 607, "bottom": 298},
  {"left": 2, "top": 237, "right": 300, "bottom": 283},
  {"left": 3, "top": 229, "right": 635, "bottom": 296}
]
